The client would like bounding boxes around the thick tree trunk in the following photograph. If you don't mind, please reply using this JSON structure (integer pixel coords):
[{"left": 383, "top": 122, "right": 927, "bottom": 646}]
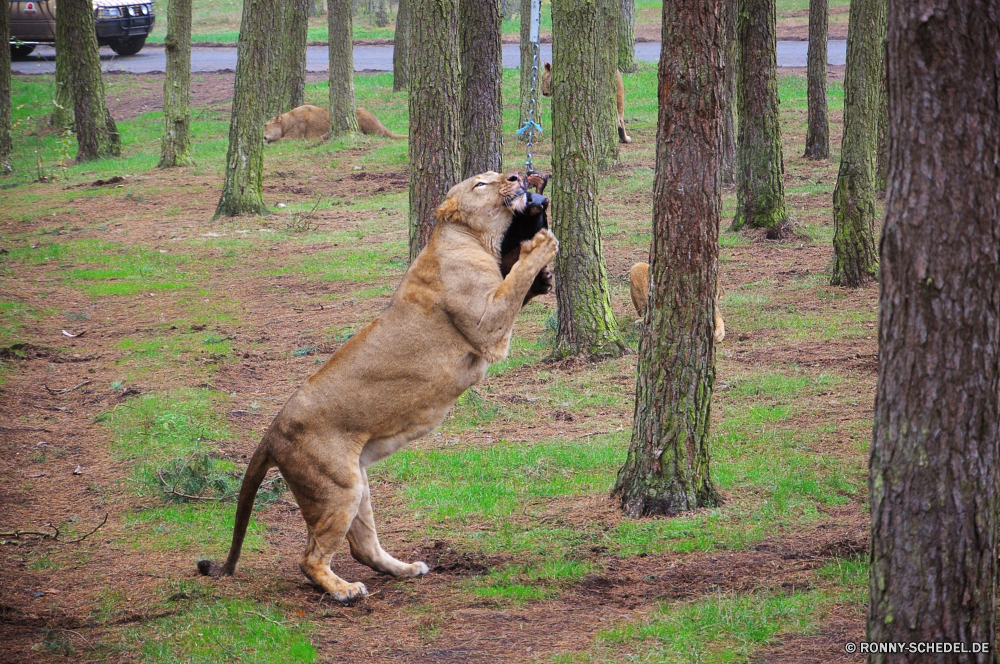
[
  {"left": 214, "top": 0, "right": 279, "bottom": 218},
  {"left": 51, "top": 11, "right": 73, "bottom": 129},
  {"left": 282, "top": 0, "right": 310, "bottom": 110},
  {"left": 867, "top": 1, "right": 1000, "bottom": 660},
  {"left": 62, "top": 0, "right": 120, "bottom": 161},
  {"left": 829, "top": 0, "right": 884, "bottom": 287},
  {"left": 265, "top": 0, "right": 289, "bottom": 118},
  {"left": 613, "top": 0, "right": 723, "bottom": 517},
  {"left": 0, "top": 3, "right": 12, "bottom": 174},
  {"left": 732, "top": 0, "right": 786, "bottom": 233},
  {"left": 617, "top": 0, "right": 635, "bottom": 73},
  {"left": 720, "top": 0, "right": 736, "bottom": 184},
  {"left": 597, "top": 0, "right": 619, "bottom": 167},
  {"left": 875, "top": 52, "right": 887, "bottom": 192},
  {"left": 459, "top": 0, "right": 503, "bottom": 178},
  {"left": 374, "top": 0, "right": 390, "bottom": 26},
  {"left": 392, "top": 0, "right": 409, "bottom": 90},
  {"left": 328, "top": 0, "right": 359, "bottom": 135},
  {"left": 804, "top": 0, "right": 828, "bottom": 159},
  {"left": 407, "top": 0, "right": 460, "bottom": 259},
  {"left": 308, "top": 0, "right": 323, "bottom": 17},
  {"left": 159, "top": 0, "right": 193, "bottom": 168},
  {"left": 517, "top": 0, "right": 536, "bottom": 138},
  {"left": 550, "top": 0, "right": 627, "bottom": 360}
]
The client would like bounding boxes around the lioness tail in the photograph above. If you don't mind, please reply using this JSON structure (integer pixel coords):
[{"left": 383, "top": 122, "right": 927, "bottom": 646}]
[{"left": 196, "top": 444, "right": 275, "bottom": 578}]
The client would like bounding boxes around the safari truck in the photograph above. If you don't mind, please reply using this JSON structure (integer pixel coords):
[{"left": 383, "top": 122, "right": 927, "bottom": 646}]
[{"left": 9, "top": 0, "right": 155, "bottom": 58}]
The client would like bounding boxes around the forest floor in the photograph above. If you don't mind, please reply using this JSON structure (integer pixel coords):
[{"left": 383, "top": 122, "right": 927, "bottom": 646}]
[
  {"left": 1, "top": 64, "right": 874, "bottom": 663},
  {"left": 142, "top": 0, "right": 852, "bottom": 45}
]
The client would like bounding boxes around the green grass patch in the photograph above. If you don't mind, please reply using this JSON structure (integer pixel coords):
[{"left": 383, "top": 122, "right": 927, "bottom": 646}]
[{"left": 123, "top": 502, "right": 268, "bottom": 554}]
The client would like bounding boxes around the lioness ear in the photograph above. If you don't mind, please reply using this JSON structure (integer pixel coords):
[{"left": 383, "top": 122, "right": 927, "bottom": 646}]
[
  {"left": 544, "top": 63, "right": 551, "bottom": 71},
  {"left": 435, "top": 197, "right": 461, "bottom": 225}
]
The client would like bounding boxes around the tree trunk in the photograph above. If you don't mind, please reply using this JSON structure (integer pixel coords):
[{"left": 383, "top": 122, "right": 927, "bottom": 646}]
[
  {"left": 308, "top": 0, "right": 323, "bottom": 17},
  {"left": 407, "top": 0, "right": 460, "bottom": 259},
  {"left": 265, "top": 0, "right": 289, "bottom": 118},
  {"left": 720, "top": 0, "right": 736, "bottom": 184},
  {"left": 867, "top": 1, "right": 1000, "bottom": 660},
  {"left": 392, "top": 0, "right": 409, "bottom": 90},
  {"left": 550, "top": 0, "right": 627, "bottom": 360},
  {"left": 731, "top": 0, "right": 786, "bottom": 233},
  {"left": 282, "top": 0, "right": 310, "bottom": 110},
  {"left": 597, "top": 0, "right": 619, "bottom": 168},
  {"left": 374, "top": 0, "right": 390, "bottom": 26},
  {"left": 159, "top": 0, "right": 193, "bottom": 168},
  {"left": 459, "top": 0, "right": 503, "bottom": 178},
  {"left": 0, "top": 2, "right": 12, "bottom": 175},
  {"left": 804, "top": 0, "right": 828, "bottom": 159},
  {"left": 328, "top": 0, "right": 359, "bottom": 135},
  {"left": 517, "top": 0, "right": 535, "bottom": 138},
  {"left": 829, "top": 0, "right": 884, "bottom": 287},
  {"left": 875, "top": 47, "right": 887, "bottom": 192},
  {"left": 51, "top": 10, "right": 73, "bottom": 129},
  {"left": 214, "top": 0, "right": 279, "bottom": 218},
  {"left": 62, "top": 0, "right": 120, "bottom": 161},
  {"left": 613, "top": 0, "right": 723, "bottom": 517},
  {"left": 617, "top": 0, "right": 635, "bottom": 73}
]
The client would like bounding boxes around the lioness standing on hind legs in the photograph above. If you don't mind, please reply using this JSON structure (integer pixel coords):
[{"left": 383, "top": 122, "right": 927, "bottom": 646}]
[{"left": 198, "top": 171, "right": 557, "bottom": 602}]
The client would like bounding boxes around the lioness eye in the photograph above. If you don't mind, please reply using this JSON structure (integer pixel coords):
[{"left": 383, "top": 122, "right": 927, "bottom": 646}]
[{"left": 474, "top": 181, "right": 487, "bottom": 188}]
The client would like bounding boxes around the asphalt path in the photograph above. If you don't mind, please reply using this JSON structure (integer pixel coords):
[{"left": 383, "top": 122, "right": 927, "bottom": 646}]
[{"left": 12, "top": 40, "right": 847, "bottom": 75}]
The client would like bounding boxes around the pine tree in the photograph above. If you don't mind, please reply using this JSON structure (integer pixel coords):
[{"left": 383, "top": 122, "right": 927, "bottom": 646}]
[
  {"left": 617, "top": 0, "right": 636, "bottom": 73},
  {"left": 0, "top": 2, "right": 12, "bottom": 174},
  {"left": 159, "top": 0, "right": 194, "bottom": 168},
  {"left": 804, "top": 0, "right": 828, "bottom": 160},
  {"left": 328, "top": 0, "right": 359, "bottom": 135},
  {"left": 392, "top": 0, "right": 409, "bottom": 91},
  {"left": 459, "top": 0, "right": 504, "bottom": 177},
  {"left": 613, "top": 0, "right": 723, "bottom": 517},
  {"left": 549, "top": 0, "right": 627, "bottom": 359}
]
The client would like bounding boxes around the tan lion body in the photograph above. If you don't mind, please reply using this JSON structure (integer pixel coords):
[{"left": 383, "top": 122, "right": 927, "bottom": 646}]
[
  {"left": 263, "top": 105, "right": 406, "bottom": 143},
  {"left": 200, "top": 172, "right": 557, "bottom": 602},
  {"left": 541, "top": 63, "right": 632, "bottom": 144},
  {"left": 629, "top": 262, "right": 726, "bottom": 343}
]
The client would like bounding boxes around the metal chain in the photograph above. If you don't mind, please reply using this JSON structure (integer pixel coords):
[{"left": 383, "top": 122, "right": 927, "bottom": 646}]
[{"left": 517, "top": 0, "right": 542, "bottom": 173}]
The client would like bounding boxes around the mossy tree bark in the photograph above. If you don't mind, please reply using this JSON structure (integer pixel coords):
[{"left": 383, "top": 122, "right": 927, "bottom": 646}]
[
  {"left": 282, "top": 0, "right": 310, "bottom": 110},
  {"left": 720, "top": 0, "right": 736, "bottom": 184},
  {"left": 875, "top": 47, "right": 887, "bottom": 192},
  {"left": 829, "top": 0, "right": 884, "bottom": 287},
  {"left": 597, "top": 0, "right": 619, "bottom": 167},
  {"left": 392, "top": 0, "right": 409, "bottom": 91},
  {"left": 617, "top": 0, "right": 635, "bottom": 73},
  {"left": 804, "top": 0, "right": 828, "bottom": 159},
  {"left": 459, "top": 0, "right": 503, "bottom": 178},
  {"left": 51, "top": 10, "right": 73, "bottom": 129},
  {"left": 0, "top": 3, "right": 12, "bottom": 174},
  {"left": 407, "top": 0, "right": 460, "bottom": 259},
  {"left": 159, "top": 0, "right": 193, "bottom": 168},
  {"left": 612, "top": 0, "right": 723, "bottom": 517},
  {"left": 328, "top": 0, "right": 359, "bottom": 136},
  {"left": 265, "top": 0, "right": 289, "bottom": 118},
  {"left": 214, "top": 0, "right": 279, "bottom": 218},
  {"left": 517, "top": 0, "right": 537, "bottom": 137},
  {"left": 62, "top": 0, "right": 120, "bottom": 161},
  {"left": 550, "top": 0, "right": 627, "bottom": 360},
  {"left": 374, "top": 0, "right": 390, "bottom": 26},
  {"left": 732, "top": 0, "right": 786, "bottom": 233},
  {"left": 867, "top": 0, "right": 1000, "bottom": 658}
]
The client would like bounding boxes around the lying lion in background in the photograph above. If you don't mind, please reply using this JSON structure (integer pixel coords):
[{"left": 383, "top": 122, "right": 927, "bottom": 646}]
[
  {"left": 198, "top": 171, "right": 557, "bottom": 602},
  {"left": 541, "top": 62, "right": 632, "bottom": 144},
  {"left": 263, "top": 104, "right": 407, "bottom": 143},
  {"left": 629, "top": 262, "right": 726, "bottom": 343}
]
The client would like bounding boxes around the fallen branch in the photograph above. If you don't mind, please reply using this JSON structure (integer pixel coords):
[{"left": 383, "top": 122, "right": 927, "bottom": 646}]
[
  {"left": 44, "top": 380, "right": 92, "bottom": 395},
  {"left": 0, "top": 513, "right": 106, "bottom": 543},
  {"left": 0, "top": 425, "right": 52, "bottom": 433}
]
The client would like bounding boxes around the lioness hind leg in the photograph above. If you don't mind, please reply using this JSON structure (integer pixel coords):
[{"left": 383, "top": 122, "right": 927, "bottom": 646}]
[
  {"left": 297, "top": 488, "right": 369, "bottom": 602},
  {"left": 347, "top": 470, "right": 429, "bottom": 578}
]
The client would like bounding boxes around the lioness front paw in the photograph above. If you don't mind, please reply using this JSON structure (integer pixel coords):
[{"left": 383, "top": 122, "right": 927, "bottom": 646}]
[
  {"left": 404, "top": 561, "right": 430, "bottom": 577},
  {"left": 330, "top": 581, "right": 368, "bottom": 603},
  {"left": 520, "top": 229, "right": 558, "bottom": 265}
]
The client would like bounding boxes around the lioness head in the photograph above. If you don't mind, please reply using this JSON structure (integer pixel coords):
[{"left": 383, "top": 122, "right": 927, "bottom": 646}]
[
  {"left": 263, "top": 117, "right": 284, "bottom": 144},
  {"left": 540, "top": 62, "right": 552, "bottom": 97},
  {"left": 435, "top": 171, "right": 529, "bottom": 256}
]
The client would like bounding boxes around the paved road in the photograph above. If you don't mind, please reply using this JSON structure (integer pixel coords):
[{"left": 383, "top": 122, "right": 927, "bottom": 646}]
[{"left": 12, "top": 40, "right": 846, "bottom": 75}]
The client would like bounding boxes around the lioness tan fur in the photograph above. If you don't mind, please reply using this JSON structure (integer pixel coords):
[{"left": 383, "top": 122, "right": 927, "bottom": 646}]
[
  {"left": 629, "top": 262, "right": 726, "bottom": 343},
  {"left": 263, "top": 105, "right": 406, "bottom": 143},
  {"left": 541, "top": 63, "right": 632, "bottom": 144},
  {"left": 198, "top": 171, "right": 558, "bottom": 602}
]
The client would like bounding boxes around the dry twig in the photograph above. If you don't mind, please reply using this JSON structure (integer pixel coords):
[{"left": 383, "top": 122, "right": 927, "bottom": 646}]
[{"left": 44, "top": 380, "right": 92, "bottom": 395}]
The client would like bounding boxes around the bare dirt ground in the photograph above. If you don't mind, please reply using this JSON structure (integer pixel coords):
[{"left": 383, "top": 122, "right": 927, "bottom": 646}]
[{"left": 1, "top": 68, "right": 872, "bottom": 662}]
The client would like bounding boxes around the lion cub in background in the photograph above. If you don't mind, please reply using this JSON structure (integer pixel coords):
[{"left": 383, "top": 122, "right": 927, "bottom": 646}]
[
  {"left": 198, "top": 171, "right": 557, "bottom": 602},
  {"left": 629, "top": 262, "right": 726, "bottom": 343},
  {"left": 264, "top": 104, "right": 406, "bottom": 143}
]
